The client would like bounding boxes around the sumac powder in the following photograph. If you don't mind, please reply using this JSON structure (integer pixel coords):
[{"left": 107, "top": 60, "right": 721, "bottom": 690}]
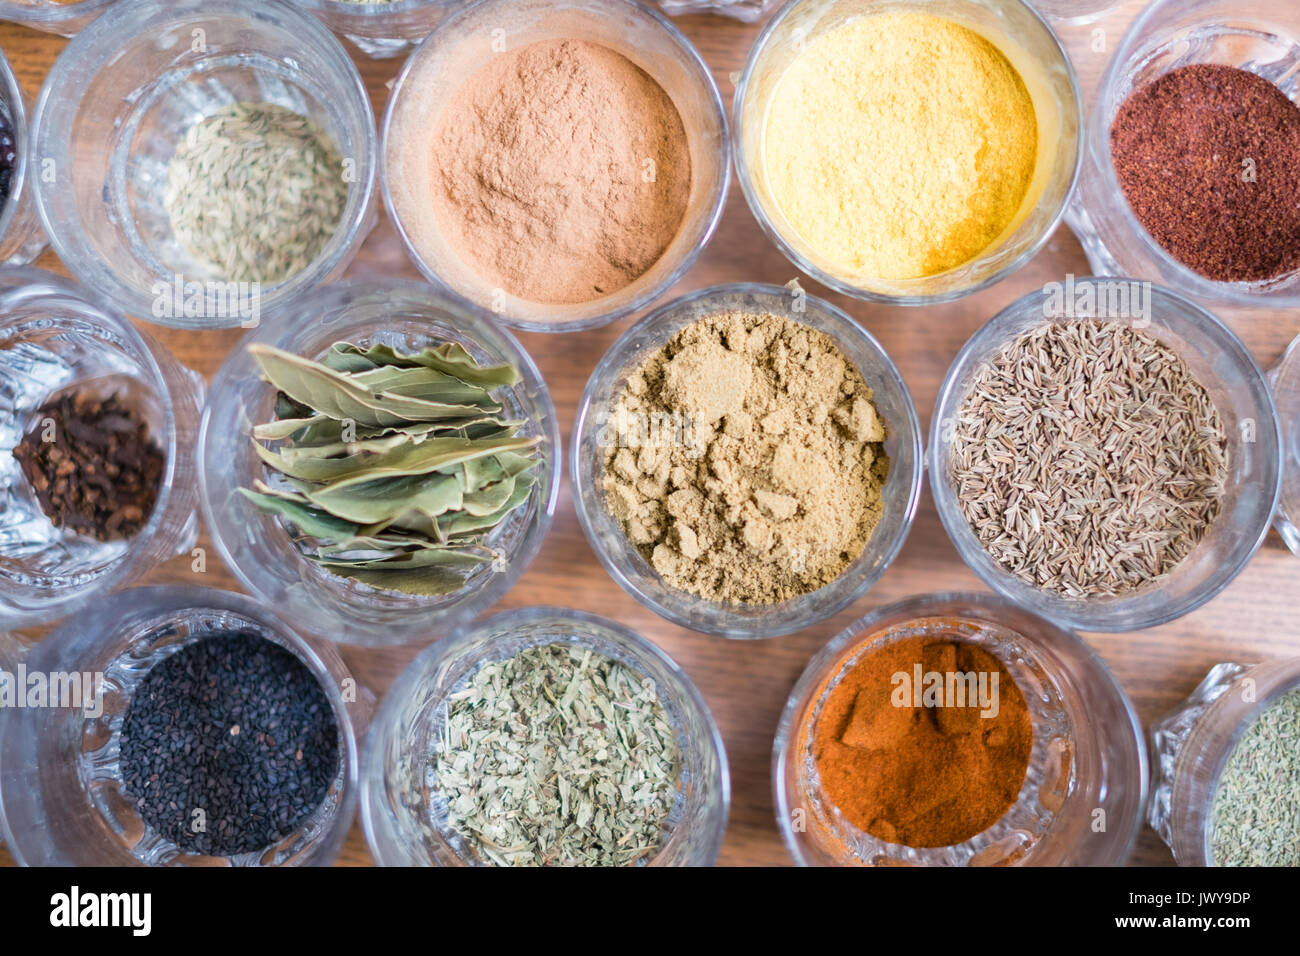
[
  {"left": 119, "top": 630, "right": 339, "bottom": 858},
  {"left": 13, "top": 390, "right": 164, "bottom": 541},
  {"left": 1111, "top": 63, "right": 1300, "bottom": 283}
]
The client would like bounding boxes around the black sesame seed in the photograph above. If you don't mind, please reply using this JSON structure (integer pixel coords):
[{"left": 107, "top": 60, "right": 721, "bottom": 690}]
[{"left": 118, "top": 628, "right": 339, "bottom": 858}]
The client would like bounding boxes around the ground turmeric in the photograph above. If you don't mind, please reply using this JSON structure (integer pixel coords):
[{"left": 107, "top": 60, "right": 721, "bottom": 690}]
[{"left": 762, "top": 12, "right": 1038, "bottom": 280}]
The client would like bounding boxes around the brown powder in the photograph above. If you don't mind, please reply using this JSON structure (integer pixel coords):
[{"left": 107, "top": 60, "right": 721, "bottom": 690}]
[
  {"left": 430, "top": 39, "right": 692, "bottom": 305},
  {"left": 601, "top": 311, "right": 890, "bottom": 604}
]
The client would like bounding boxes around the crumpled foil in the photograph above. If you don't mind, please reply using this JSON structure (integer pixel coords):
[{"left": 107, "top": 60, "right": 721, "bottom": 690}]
[
  {"left": 1147, "top": 662, "right": 1248, "bottom": 850},
  {"left": 654, "top": 0, "right": 778, "bottom": 23}
]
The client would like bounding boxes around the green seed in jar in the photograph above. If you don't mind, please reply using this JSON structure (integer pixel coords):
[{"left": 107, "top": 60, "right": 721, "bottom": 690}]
[
  {"left": 1210, "top": 688, "right": 1300, "bottom": 867},
  {"left": 163, "top": 101, "right": 347, "bottom": 284}
]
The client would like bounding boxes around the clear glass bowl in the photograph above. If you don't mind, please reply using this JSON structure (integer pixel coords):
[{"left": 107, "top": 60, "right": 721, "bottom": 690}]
[
  {"left": 360, "top": 605, "right": 730, "bottom": 866},
  {"left": 0, "top": 585, "right": 370, "bottom": 866},
  {"left": 0, "top": 0, "right": 117, "bottom": 36},
  {"left": 1068, "top": 0, "right": 1300, "bottom": 308},
  {"left": 200, "top": 278, "right": 561, "bottom": 648},
  {"left": 733, "top": 0, "right": 1081, "bottom": 306},
  {"left": 571, "top": 283, "right": 923, "bottom": 639},
  {"left": 1271, "top": 334, "right": 1300, "bottom": 554},
  {"left": 382, "top": 0, "right": 730, "bottom": 334},
  {"left": 290, "top": 0, "right": 454, "bottom": 59},
  {"left": 929, "top": 278, "right": 1283, "bottom": 633},
  {"left": 774, "top": 592, "right": 1147, "bottom": 866},
  {"left": 1149, "top": 658, "right": 1300, "bottom": 866},
  {"left": 29, "top": 0, "right": 378, "bottom": 331},
  {"left": 0, "top": 266, "right": 203, "bottom": 631},
  {"left": 0, "top": 49, "right": 48, "bottom": 265}
]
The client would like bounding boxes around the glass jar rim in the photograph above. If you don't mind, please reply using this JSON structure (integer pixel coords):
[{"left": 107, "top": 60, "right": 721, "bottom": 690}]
[
  {"left": 731, "top": 0, "right": 1083, "bottom": 307},
  {"left": 927, "top": 277, "right": 1284, "bottom": 632},
  {"left": 378, "top": 0, "right": 731, "bottom": 334},
  {"left": 570, "top": 281, "right": 924, "bottom": 639}
]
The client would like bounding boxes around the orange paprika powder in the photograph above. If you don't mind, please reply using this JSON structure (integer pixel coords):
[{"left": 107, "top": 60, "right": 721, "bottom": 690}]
[{"left": 811, "top": 631, "right": 1032, "bottom": 848}]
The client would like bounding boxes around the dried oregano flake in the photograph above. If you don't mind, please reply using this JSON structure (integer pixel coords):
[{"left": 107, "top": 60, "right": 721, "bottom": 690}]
[{"left": 432, "top": 644, "right": 680, "bottom": 866}]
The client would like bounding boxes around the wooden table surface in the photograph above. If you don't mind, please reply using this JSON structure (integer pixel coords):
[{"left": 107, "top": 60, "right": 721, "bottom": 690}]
[{"left": 2, "top": 1, "right": 1297, "bottom": 868}]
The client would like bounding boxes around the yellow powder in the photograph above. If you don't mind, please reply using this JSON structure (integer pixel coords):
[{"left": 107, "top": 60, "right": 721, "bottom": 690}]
[{"left": 761, "top": 12, "right": 1038, "bottom": 280}]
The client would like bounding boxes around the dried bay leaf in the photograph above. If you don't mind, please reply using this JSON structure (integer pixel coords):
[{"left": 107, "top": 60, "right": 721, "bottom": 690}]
[
  {"left": 238, "top": 488, "right": 364, "bottom": 540},
  {"left": 244, "top": 339, "right": 539, "bottom": 597},
  {"left": 304, "top": 472, "right": 463, "bottom": 525},
  {"left": 327, "top": 341, "right": 520, "bottom": 388},
  {"left": 439, "top": 475, "right": 534, "bottom": 537},
  {"left": 251, "top": 344, "right": 489, "bottom": 427},
  {"left": 350, "top": 365, "right": 500, "bottom": 408}
]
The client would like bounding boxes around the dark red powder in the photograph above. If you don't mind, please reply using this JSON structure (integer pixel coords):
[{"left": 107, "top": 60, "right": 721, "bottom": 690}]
[{"left": 1110, "top": 63, "right": 1300, "bottom": 283}]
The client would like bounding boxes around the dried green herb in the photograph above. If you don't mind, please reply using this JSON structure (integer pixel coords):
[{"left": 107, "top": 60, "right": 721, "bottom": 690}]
[
  {"left": 433, "top": 643, "right": 680, "bottom": 867},
  {"left": 1210, "top": 688, "right": 1300, "bottom": 867},
  {"left": 241, "top": 341, "right": 540, "bottom": 596}
]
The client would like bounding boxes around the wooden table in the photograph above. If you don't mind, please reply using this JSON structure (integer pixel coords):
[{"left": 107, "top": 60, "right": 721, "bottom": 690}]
[{"left": 2, "top": 1, "right": 1297, "bottom": 868}]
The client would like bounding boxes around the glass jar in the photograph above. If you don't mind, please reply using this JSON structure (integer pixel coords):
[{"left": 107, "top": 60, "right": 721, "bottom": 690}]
[
  {"left": 0, "top": 585, "right": 370, "bottom": 866},
  {"left": 1069, "top": 0, "right": 1300, "bottom": 308},
  {"left": 1269, "top": 334, "right": 1300, "bottom": 555},
  {"left": 775, "top": 592, "right": 1147, "bottom": 866},
  {"left": 733, "top": 0, "right": 1081, "bottom": 305},
  {"left": 200, "top": 278, "right": 560, "bottom": 648},
  {"left": 1149, "top": 658, "right": 1300, "bottom": 865},
  {"left": 0, "top": 0, "right": 117, "bottom": 36},
  {"left": 655, "top": 0, "right": 777, "bottom": 19},
  {"left": 0, "top": 267, "right": 202, "bottom": 631},
  {"left": 29, "top": 0, "right": 378, "bottom": 331},
  {"left": 1025, "top": 0, "right": 1119, "bottom": 23},
  {"left": 929, "top": 277, "right": 1282, "bottom": 632},
  {"left": 382, "top": 0, "right": 730, "bottom": 333},
  {"left": 571, "top": 283, "right": 923, "bottom": 639},
  {"left": 0, "top": 49, "right": 47, "bottom": 265},
  {"left": 361, "top": 606, "right": 730, "bottom": 866},
  {"left": 290, "top": 0, "right": 453, "bottom": 59}
]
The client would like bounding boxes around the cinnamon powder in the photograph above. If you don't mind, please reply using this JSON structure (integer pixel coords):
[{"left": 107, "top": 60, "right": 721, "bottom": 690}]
[{"left": 429, "top": 39, "right": 692, "bottom": 305}]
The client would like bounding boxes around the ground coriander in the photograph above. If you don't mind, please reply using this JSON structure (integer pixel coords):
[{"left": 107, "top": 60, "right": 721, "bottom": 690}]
[{"left": 602, "top": 310, "right": 889, "bottom": 604}]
